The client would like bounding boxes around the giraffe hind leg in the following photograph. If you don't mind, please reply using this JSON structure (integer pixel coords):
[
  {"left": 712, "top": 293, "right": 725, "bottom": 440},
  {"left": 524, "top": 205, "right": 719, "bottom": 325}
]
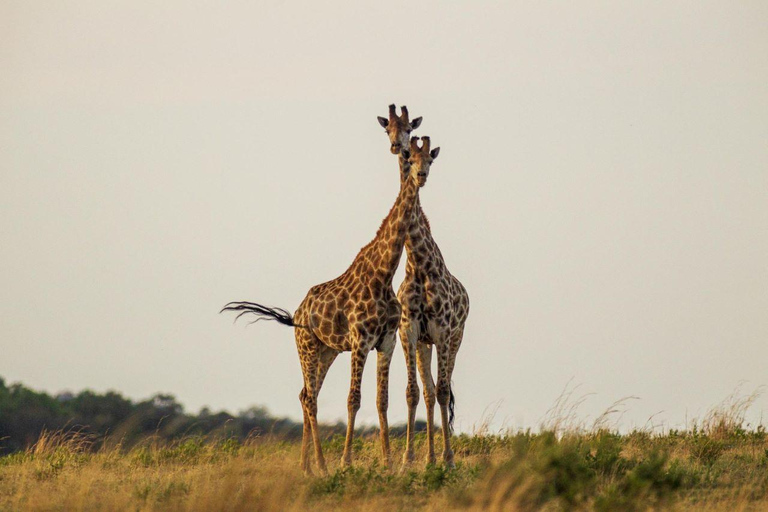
[
  {"left": 399, "top": 320, "right": 420, "bottom": 466},
  {"left": 316, "top": 345, "right": 339, "bottom": 393},
  {"left": 435, "top": 338, "right": 455, "bottom": 468},
  {"left": 299, "top": 389, "right": 312, "bottom": 475},
  {"left": 295, "top": 328, "right": 327, "bottom": 475},
  {"left": 416, "top": 341, "right": 436, "bottom": 465},
  {"left": 446, "top": 329, "right": 464, "bottom": 435}
]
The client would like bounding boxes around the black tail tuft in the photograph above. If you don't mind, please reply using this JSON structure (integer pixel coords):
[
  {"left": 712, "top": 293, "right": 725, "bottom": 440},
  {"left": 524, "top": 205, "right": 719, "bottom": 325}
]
[
  {"left": 220, "top": 301, "right": 297, "bottom": 327},
  {"left": 448, "top": 385, "right": 456, "bottom": 434}
]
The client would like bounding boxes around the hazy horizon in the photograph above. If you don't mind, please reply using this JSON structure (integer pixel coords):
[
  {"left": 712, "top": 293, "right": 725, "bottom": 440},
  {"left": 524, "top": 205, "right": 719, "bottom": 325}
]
[{"left": 2, "top": 1, "right": 767, "bottom": 433}]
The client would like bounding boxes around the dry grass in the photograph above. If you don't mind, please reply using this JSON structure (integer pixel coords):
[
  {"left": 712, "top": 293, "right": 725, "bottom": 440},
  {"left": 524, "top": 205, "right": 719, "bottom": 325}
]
[
  {"left": 3, "top": 387, "right": 768, "bottom": 511},
  {"left": 1, "top": 426, "right": 768, "bottom": 511},
  {"left": 699, "top": 384, "right": 764, "bottom": 439}
]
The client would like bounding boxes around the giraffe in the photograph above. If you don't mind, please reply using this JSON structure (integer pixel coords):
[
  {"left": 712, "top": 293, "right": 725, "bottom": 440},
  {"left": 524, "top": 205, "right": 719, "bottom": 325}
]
[
  {"left": 221, "top": 123, "right": 439, "bottom": 474},
  {"left": 377, "top": 106, "right": 469, "bottom": 468}
]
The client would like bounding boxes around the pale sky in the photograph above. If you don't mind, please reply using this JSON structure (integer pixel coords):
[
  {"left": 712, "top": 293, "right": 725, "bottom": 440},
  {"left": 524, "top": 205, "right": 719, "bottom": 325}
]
[{"left": 2, "top": 1, "right": 767, "bottom": 432}]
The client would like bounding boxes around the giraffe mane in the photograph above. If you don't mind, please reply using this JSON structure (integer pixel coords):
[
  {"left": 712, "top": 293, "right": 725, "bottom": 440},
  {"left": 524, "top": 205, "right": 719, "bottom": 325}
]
[
  {"left": 420, "top": 209, "right": 432, "bottom": 233},
  {"left": 345, "top": 197, "right": 402, "bottom": 272}
]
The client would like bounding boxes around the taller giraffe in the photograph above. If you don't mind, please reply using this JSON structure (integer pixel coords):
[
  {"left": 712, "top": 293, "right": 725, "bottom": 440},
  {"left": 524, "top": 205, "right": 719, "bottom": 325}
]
[
  {"left": 378, "top": 106, "right": 469, "bottom": 467},
  {"left": 222, "top": 121, "right": 438, "bottom": 474}
]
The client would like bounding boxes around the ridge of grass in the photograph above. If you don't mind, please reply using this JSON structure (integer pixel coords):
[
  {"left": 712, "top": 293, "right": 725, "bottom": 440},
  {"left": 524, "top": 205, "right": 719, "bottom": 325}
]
[{"left": 1, "top": 425, "right": 768, "bottom": 511}]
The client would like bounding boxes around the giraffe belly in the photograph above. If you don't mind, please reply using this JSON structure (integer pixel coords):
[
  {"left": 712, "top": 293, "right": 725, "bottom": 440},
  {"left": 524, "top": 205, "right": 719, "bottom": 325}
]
[
  {"left": 418, "top": 313, "right": 432, "bottom": 344},
  {"left": 417, "top": 297, "right": 461, "bottom": 345}
]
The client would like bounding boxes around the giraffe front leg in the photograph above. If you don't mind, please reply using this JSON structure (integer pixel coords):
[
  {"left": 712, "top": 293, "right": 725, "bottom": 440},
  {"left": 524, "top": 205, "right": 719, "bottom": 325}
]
[
  {"left": 435, "top": 342, "right": 454, "bottom": 468},
  {"left": 400, "top": 321, "right": 420, "bottom": 467},
  {"left": 342, "top": 345, "right": 369, "bottom": 467},
  {"left": 416, "top": 341, "right": 436, "bottom": 465},
  {"left": 376, "top": 333, "right": 396, "bottom": 467}
]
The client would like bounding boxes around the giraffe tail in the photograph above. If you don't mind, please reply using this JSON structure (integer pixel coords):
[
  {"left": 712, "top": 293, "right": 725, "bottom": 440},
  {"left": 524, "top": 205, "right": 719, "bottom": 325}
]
[
  {"left": 449, "top": 385, "right": 456, "bottom": 433},
  {"left": 220, "top": 301, "right": 306, "bottom": 328}
]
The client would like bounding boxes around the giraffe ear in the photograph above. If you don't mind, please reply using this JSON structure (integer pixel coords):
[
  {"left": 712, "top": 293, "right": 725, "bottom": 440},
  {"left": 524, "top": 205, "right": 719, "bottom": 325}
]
[
  {"left": 410, "top": 117, "right": 422, "bottom": 130},
  {"left": 401, "top": 149, "right": 411, "bottom": 160},
  {"left": 377, "top": 116, "right": 389, "bottom": 128},
  {"left": 430, "top": 147, "right": 440, "bottom": 159}
]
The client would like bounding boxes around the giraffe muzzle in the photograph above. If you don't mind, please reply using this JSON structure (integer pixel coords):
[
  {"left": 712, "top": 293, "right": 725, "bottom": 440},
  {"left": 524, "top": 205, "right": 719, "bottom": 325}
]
[{"left": 391, "top": 143, "right": 402, "bottom": 154}]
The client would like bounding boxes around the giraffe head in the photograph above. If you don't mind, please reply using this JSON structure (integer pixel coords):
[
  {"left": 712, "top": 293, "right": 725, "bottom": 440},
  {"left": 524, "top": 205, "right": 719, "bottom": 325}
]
[
  {"left": 377, "top": 104, "right": 422, "bottom": 155},
  {"left": 406, "top": 136, "right": 440, "bottom": 188}
]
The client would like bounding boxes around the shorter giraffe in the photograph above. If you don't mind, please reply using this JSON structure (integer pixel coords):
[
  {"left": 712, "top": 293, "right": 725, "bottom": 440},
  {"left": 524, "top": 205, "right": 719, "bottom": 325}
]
[
  {"left": 378, "top": 108, "right": 469, "bottom": 468},
  {"left": 222, "top": 130, "right": 440, "bottom": 474}
]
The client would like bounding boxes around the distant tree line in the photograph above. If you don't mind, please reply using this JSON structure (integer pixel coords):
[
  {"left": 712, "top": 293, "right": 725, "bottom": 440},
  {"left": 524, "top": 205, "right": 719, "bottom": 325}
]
[
  {"left": 0, "top": 376, "right": 312, "bottom": 454},
  {"left": 0, "top": 376, "right": 424, "bottom": 454}
]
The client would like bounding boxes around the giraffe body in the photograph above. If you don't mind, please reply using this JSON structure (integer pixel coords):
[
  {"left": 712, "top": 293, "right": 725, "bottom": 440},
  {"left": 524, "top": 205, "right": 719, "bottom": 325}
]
[
  {"left": 222, "top": 115, "right": 436, "bottom": 474},
  {"left": 399, "top": 200, "right": 469, "bottom": 347},
  {"left": 289, "top": 180, "right": 418, "bottom": 472},
  {"left": 398, "top": 191, "right": 469, "bottom": 467}
]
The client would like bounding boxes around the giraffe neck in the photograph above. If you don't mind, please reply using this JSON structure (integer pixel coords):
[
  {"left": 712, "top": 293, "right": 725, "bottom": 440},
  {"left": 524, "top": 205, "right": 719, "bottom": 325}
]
[
  {"left": 355, "top": 166, "right": 419, "bottom": 284},
  {"left": 399, "top": 156, "right": 443, "bottom": 270}
]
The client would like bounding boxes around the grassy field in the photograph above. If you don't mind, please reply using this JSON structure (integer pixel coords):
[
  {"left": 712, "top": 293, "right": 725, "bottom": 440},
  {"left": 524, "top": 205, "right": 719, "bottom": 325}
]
[{"left": 2, "top": 419, "right": 768, "bottom": 512}]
